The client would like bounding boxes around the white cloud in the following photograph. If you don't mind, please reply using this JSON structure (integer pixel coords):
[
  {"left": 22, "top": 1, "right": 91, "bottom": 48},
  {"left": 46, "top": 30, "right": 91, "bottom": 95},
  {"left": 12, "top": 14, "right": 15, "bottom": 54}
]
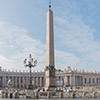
[
  {"left": 0, "top": 21, "right": 79, "bottom": 71},
  {"left": 0, "top": 21, "right": 46, "bottom": 70},
  {"left": 0, "top": 2, "right": 100, "bottom": 71},
  {"left": 55, "top": 50, "right": 80, "bottom": 69},
  {"left": 55, "top": 16, "right": 99, "bottom": 53},
  {"left": 54, "top": 2, "right": 100, "bottom": 71}
]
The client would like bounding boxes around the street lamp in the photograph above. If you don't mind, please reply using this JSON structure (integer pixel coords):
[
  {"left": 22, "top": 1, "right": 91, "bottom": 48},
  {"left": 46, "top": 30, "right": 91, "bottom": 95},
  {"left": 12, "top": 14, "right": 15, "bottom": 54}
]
[{"left": 24, "top": 54, "right": 37, "bottom": 89}]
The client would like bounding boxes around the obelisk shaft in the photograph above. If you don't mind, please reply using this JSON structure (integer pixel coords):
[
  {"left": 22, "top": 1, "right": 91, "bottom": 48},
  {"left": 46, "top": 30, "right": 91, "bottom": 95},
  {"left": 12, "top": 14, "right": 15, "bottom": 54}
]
[{"left": 46, "top": 9, "right": 55, "bottom": 67}]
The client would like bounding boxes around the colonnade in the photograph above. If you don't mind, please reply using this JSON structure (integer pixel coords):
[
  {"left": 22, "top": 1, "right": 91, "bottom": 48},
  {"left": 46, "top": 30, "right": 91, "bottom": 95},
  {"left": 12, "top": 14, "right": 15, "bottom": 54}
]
[
  {"left": 1, "top": 66, "right": 100, "bottom": 88},
  {"left": 1, "top": 76, "right": 45, "bottom": 88},
  {"left": 83, "top": 77, "right": 100, "bottom": 86},
  {"left": 64, "top": 75, "right": 100, "bottom": 87}
]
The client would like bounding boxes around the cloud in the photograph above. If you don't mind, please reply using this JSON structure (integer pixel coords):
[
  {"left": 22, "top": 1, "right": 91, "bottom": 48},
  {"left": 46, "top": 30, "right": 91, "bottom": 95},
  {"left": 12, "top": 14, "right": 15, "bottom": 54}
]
[
  {"left": 54, "top": 1, "right": 100, "bottom": 71},
  {"left": 0, "top": 21, "right": 46, "bottom": 70},
  {"left": 55, "top": 16, "right": 99, "bottom": 53},
  {"left": 55, "top": 50, "right": 80, "bottom": 69},
  {"left": 0, "top": 21, "right": 80, "bottom": 71}
]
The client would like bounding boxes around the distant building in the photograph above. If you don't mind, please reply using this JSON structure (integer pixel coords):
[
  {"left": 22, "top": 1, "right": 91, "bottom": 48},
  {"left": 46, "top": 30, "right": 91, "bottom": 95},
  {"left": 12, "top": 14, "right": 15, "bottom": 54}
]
[{"left": 0, "top": 66, "right": 100, "bottom": 88}]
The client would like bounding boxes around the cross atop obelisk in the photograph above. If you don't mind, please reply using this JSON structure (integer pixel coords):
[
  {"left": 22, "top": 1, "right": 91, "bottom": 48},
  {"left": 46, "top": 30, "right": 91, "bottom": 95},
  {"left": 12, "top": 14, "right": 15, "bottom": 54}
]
[
  {"left": 49, "top": 0, "right": 51, "bottom": 9},
  {"left": 45, "top": 0, "right": 55, "bottom": 90}
]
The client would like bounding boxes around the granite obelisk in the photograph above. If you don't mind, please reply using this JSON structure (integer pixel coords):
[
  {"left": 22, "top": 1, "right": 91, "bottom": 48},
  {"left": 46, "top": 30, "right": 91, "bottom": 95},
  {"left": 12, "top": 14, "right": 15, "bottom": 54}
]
[{"left": 45, "top": 0, "right": 55, "bottom": 89}]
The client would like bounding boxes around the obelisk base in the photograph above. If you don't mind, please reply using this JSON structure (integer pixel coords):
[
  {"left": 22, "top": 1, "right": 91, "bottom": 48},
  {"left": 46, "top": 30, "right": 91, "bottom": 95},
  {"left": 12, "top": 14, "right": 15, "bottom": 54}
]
[{"left": 45, "top": 66, "right": 56, "bottom": 91}]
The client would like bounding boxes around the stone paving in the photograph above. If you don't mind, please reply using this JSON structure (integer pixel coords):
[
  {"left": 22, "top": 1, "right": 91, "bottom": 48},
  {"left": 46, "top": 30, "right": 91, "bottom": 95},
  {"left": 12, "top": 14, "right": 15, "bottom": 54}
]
[{"left": 0, "top": 99, "right": 100, "bottom": 100}]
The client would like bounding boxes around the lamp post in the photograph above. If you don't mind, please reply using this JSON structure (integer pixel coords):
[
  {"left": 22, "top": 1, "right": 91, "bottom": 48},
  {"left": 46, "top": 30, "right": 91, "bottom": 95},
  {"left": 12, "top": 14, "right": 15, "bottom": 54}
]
[{"left": 24, "top": 54, "right": 37, "bottom": 89}]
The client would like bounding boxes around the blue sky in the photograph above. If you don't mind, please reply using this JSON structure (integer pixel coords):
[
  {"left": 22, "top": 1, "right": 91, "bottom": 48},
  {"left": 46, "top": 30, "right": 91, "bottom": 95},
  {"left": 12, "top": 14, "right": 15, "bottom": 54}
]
[{"left": 0, "top": 0, "right": 100, "bottom": 71}]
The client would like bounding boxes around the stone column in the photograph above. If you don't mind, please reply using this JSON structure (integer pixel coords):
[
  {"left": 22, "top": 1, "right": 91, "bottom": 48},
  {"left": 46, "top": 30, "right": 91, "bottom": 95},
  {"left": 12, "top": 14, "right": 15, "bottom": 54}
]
[
  {"left": 72, "top": 75, "right": 75, "bottom": 86},
  {"left": 40, "top": 77, "right": 42, "bottom": 87},
  {"left": 2, "top": 76, "right": 5, "bottom": 87},
  {"left": 62, "top": 78, "right": 64, "bottom": 87},
  {"left": 3, "top": 76, "right": 6, "bottom": 87},
  {"left": 26, "top": 77, "right": 28, "bottom": 88},
  {"left": 64, "top": 76, "right": 66, "bottom": 86},
  {"left": 12, "top": 76, "right": 14, "bottom": 88},
  {"left": 38, "top": 77, "right": 40, "bottom": 86},
  {"left": 33, "top": 77, "right": 35, "bottom": 86},
  {"left": 82, "top": 77, "right": 84, "bottom": 86},
  {"left": 15, "top": 76, "right": 17, "bottom": 88},
  {"left": 19, "top": 77, "right": 20, "bottom": 88},
  {"left": 75, "top": 76, "right": 78, "bottom": 86},
  {"left": 37, "top": 77, "right": 38, "bottom": 87},
  {"left": 67, "top": 76, "right": 69, "bottom": 86},
  {"left": 70, "top": 75, "right": 72, "bottom": 86},
  {"left": 4, "top": 76, "right": 6, "bottom": 87},
  {"left": 75, "top": 76, "right": 76, "bottom": 86},
  {"left": 23, "top": 77, "right": 25, "bottom": 88},
  {"left": 65, "top": 76, "right": 68, "bottom": 86}
]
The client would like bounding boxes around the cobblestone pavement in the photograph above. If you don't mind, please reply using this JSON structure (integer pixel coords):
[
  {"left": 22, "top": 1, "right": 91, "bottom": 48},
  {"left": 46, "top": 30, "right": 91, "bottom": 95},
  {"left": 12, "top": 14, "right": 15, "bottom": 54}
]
[{"left": 0, "top": 98, "right": 100, "bottom": 100}]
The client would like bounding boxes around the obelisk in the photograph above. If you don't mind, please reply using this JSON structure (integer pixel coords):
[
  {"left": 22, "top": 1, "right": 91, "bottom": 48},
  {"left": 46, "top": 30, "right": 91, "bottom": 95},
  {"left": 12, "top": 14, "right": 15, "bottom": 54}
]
[{"left": 45, "top": 0, "right": 55, "bottom": 90}]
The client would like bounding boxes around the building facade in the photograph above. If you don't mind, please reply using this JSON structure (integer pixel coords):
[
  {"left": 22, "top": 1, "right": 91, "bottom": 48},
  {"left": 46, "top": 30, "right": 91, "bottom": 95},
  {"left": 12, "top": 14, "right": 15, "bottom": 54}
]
[
  {"left": 0, "top": 66, "right": 100, "bottom": 88},
  {"left": 64, "top": 67, "right": 100, "bottom": 87}
]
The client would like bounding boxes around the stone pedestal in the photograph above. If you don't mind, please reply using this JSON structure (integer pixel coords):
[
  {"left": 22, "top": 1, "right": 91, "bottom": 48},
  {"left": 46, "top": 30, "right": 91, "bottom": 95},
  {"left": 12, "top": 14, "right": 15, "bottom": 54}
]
[{"left": 45, "top": 66, "right": 55, "bottom": 91}]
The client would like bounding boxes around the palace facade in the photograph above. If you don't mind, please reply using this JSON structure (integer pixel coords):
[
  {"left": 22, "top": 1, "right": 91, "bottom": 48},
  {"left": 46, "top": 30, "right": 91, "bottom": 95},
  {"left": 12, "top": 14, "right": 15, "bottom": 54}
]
[{"left": 0, "top": 66, "right": 100, "bottom": 88}]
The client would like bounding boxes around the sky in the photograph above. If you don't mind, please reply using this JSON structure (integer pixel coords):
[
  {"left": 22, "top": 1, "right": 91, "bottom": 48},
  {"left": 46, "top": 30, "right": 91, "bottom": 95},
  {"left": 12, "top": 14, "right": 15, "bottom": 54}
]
[{"left": 0, "top": 0, "right": 100, "bottom": 71}]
